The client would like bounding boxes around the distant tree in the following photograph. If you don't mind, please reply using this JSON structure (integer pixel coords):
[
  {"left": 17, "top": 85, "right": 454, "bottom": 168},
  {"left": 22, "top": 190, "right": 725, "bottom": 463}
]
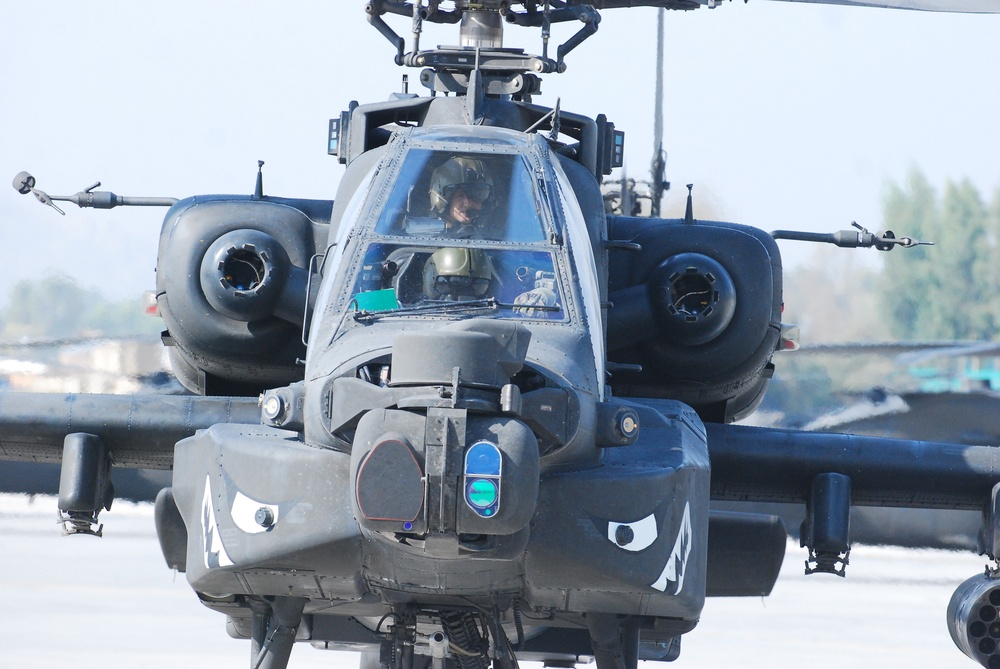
[
  {"left": 782, "top": 246, "right": 889, "bottom": 345},
  {"left": 774, "top": 172, "right": 1000, "bottom": 422},
  {"left": 777, "top": 248, "right": 896, "bottom": 420},
  {"left": 2, "top": 274, "right": 90, "bottom": 339},
  {"left": 941, "top": 179, "right": 998, "bottom": 339},
  {"left": 0, "top": 274, "right": 160, "bottom": 340},
  {"left": 878, "top": 169, "right": 938, "bottom": 339},
  {"left": 878, "top": 169, "right": 998, "bottom": 341}
]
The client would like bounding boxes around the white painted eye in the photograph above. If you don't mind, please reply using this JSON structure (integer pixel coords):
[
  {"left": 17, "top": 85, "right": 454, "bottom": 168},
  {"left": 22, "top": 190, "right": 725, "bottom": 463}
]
[
  {"left": 231, "top": 491, "right": 280, "bottom": 534},
  {"left": 607, "top": 513, "right": 658, "bottom": 552}
]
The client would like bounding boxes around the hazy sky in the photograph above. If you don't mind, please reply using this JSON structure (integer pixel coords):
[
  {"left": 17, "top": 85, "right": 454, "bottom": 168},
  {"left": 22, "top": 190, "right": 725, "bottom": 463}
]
[{"left": 2, "top": 1, "right": 999, "bottom": 307}]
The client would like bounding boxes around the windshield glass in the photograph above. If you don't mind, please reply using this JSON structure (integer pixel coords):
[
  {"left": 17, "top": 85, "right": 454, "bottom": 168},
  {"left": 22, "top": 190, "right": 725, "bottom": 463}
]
[
  {"left": 350, "top": 242, "right": 563, "bottom": 321},
  {"left": 373, "top": 150, "right": 546, "bottom": 243}
]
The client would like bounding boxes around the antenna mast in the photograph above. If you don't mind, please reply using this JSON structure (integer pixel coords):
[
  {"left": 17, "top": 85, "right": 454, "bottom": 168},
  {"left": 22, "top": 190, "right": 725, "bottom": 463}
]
[{"left": 650, "top": 8, "right": 669, "bottom": 217}]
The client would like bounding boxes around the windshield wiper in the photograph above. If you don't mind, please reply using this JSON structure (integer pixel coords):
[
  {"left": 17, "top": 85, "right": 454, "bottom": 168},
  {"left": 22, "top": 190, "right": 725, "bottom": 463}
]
[
  {"left": 353, "top": 298, "right": 562, "bottom": 324},
  {"left": 353, "top": 297, "right": 500, "bottom": 323},
  {"left": 502, "top": 302, "right": 561, "bottom": 313}
]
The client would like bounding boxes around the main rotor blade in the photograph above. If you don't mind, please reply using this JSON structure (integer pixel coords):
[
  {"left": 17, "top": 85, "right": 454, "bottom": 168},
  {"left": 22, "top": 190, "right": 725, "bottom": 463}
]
[
  {"left": 759, "top": 0, "right": 1000, "bottom": 13},
  {"left": 586, "top": 0, "right": 1000, "bottom": 12}
]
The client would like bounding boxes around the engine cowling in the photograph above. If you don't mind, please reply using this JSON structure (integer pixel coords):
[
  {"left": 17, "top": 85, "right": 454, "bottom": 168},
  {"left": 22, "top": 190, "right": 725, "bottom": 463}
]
[
  {"left": 156, "top": 195, "right": 329, "bottom": 395},
  {"left": 606, "top": 216, "right": 782, "bottom": 423}
]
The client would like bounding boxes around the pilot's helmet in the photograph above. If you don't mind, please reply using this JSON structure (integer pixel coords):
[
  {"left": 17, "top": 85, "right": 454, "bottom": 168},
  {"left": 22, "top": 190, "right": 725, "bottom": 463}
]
[
  {"left": 429, "top": 156, "right": 494, "bottom": 218},
  {"left": 422, "top": 247, "right": 493, "bottom": 299}
]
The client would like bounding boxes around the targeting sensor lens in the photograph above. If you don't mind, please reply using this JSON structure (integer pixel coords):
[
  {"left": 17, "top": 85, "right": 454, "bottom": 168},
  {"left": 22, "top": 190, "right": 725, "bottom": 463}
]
[
  {"left": 467, "top": 479, "right": 498, "bottom": 510},
  {"left": 464, "top": 441, "right": 502, "bottom": 518}
]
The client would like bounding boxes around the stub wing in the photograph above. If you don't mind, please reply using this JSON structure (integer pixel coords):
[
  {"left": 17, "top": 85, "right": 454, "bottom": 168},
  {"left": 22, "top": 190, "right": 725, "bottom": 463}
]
[
  {"left": 0, "top": 391, "right": 260, "bottom": 470},
  {"left": 707, "top": 421, "right": 1000, "bottom": 572},
  {"left": 708, "top": 422, "right": 1000, "bottom": 509}
]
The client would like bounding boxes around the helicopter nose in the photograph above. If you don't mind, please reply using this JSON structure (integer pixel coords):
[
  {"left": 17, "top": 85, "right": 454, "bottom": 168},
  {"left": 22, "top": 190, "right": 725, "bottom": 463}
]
[
  {"left": 349, "top": 408, "right": 539, "bottom": 543},
  {"left": 345, "top": 321, "right": 540, "bottom": 547}
]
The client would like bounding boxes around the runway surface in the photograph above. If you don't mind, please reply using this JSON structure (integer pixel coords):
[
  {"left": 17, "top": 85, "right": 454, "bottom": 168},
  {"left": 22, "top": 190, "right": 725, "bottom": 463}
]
[{"left": 0, "top": 493, "right": 986, "bottom": 668}]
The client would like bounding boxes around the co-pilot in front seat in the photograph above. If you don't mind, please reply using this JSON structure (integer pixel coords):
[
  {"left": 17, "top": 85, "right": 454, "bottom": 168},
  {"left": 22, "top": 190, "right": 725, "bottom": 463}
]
[{"left": 421, "top": 247, "right": 494, "bottom": 300}]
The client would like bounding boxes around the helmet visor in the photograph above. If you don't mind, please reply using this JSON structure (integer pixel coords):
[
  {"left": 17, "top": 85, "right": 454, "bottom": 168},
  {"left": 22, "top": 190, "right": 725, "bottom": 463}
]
[
  {"left": 445, "top": 182, "right": 493, "bottom": 205},
  {"left": 433, "top": 275, "right": 491, "bottom": 297}
]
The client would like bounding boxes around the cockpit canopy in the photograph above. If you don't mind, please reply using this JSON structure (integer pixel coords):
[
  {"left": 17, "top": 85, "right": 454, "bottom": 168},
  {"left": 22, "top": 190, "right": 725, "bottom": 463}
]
[
  {"left": 341, "top": 141, "right": 567, "bottom": 320},
  {"left": 373, "top": 149, "right": 548, "bottom": 244},
  {"left": 312, "top": 125, "right": 607, "bottom": 403}
]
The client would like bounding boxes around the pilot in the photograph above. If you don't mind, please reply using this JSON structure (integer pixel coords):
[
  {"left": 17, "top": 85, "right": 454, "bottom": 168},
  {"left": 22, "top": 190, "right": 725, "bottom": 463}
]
[
  {"left": 422, "top": 247, "right": 494, "bottom": 300},
  {"left": 428, "top": 156, "right": 495, "bottom": 239},
  {"left": 421, "top": 247, "right": 561, "bottom": 318}
]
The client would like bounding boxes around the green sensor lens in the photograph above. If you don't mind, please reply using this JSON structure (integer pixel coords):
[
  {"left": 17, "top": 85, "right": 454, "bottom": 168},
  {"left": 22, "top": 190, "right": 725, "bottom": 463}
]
[{"left": 467, "top": 478, "right": 498, "bottom": 508}]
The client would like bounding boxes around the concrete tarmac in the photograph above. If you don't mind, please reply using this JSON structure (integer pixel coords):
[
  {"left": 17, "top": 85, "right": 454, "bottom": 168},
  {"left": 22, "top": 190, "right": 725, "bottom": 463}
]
[{"left": 0, "top": 493, "right": 986, "bottom": 668}]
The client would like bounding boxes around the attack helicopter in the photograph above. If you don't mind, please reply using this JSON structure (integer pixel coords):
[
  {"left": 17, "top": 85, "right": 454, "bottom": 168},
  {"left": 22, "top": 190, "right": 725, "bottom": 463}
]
[{"left": 6, "top": 2, "right": 1000, "bottom": 669}]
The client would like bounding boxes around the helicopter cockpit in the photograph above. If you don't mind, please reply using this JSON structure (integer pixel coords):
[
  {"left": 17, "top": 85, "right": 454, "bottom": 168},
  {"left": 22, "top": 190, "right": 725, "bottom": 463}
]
[
  {"left": 310, "top": 125, "right": 606, "bottom": 404},
  {"left": 339, "top": 138, "right": 571, "bottom": 320}
]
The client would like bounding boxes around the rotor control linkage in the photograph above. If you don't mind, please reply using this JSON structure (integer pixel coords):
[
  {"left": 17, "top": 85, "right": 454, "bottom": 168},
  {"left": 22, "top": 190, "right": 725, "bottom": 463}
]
[
  {"left": 12, "top": 171, "right": 177, "bottom": 216},
  {"left": 771, "top": 221, "right": 933, "bottom": 251}
]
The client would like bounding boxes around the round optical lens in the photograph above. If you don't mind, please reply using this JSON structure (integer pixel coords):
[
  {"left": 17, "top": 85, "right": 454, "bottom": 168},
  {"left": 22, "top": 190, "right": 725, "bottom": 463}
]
[{"left": 467, "top": 479, "right": 498, "bottom": 508}]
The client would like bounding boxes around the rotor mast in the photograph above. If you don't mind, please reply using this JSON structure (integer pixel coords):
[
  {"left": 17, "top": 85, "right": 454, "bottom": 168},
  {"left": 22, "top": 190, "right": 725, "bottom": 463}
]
[
  {"left": 460, "top": 9, "right": 505, "bottom": 49},
  {"left": 366, "top": 1, "right": 603, "bottom": 99}
]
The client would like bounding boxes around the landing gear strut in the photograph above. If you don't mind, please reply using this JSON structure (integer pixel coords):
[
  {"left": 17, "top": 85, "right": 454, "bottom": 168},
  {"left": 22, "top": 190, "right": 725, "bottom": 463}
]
[
  {"left": 587, "top": 614, "right": 639, "bottom": 669},
  {"left": 249, "top": 596, "right": 308, "bottom": 669}
]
